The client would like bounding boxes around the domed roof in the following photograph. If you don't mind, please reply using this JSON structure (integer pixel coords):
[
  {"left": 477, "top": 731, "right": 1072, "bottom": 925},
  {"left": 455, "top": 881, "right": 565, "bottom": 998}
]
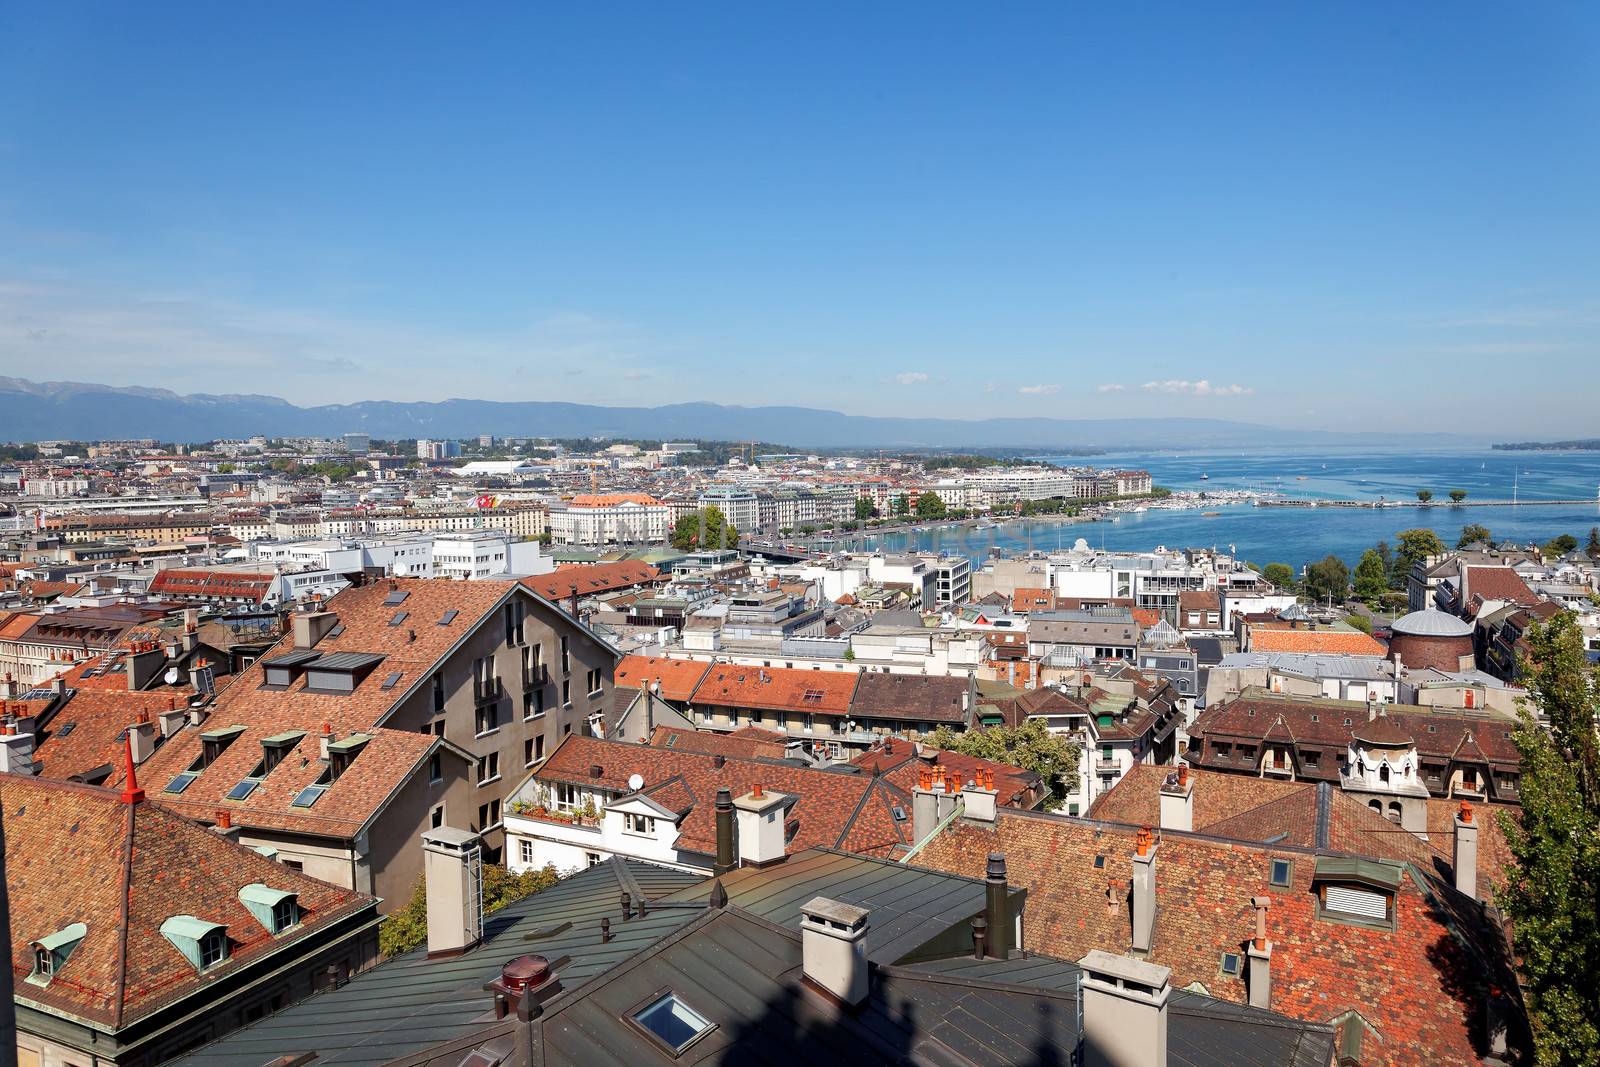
[
  {"left": 1391, "top": 609, "right": 1474, "bottom": 638},
  {"left": 1352, "top": 715, "right": 1415, "bottom": 747}
]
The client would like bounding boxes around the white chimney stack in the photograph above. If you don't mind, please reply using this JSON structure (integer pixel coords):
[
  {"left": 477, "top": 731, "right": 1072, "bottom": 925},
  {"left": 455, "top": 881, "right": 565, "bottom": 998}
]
[
  {"left": 1131, "top": 828, "right": 1157, "bottom": 953},
  {"left": 421, "top": 827, "right": 483, "bottom": 958},
  {"left": 0, "top": 721, "right": 38, "bottom": 775},
  {"left": 733, "top": 785, "right": 787, "bottom": 867},
  {"left": 1077, "top": 950, "right": 1170, "bottom": 1067},
  {"left": 1247, "top": 895, "right": 1273, "bottom": 1010},
  {"left": 960, "top": 769, "right": 999, "bottom": 823},
  {"left": 799, "top": 897, "right": 869, "bottom": 1007},
  {"left": 1158, "top": 766, "right": 1193, "bottom": 833},
  {"left": 127, "top": 715, "right": 157, "bottom": 764},
  {"left": 1453, "top": 801, "right": 1479, "bottom": 901}
]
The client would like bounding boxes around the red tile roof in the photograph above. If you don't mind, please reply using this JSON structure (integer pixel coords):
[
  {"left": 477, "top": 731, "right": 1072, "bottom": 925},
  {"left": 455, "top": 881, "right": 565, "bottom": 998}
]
[
  {"left": 648, "top": 726, "right": 789, "bottom": 761},
  {"left": 531, "top": 735, "right": 912, "bottom": 858},
  {"left": 149, "top": 568, "right": 275, "bottom": 604},
  {"left": 912, "top": 808, "right": 1515, "bottom": 1067},
  {"left": 848, "top": 739, "right": 1043, "bottom": 809},
  {"left": 1464, "top": 567, "right": 1539, "bottom": 608},
  {"left": 614, "top": 655, "right": 711, "bottom": 702},
  {"left": 690, "top": 664, "right": 858, "bottom": 716},
  {"left": 3, "top": 775, "right": 374, "bottom": 1029},
  {"left": 31, "top": 690, "right": 191, "bottom": 788},
  {"left": 1250, "top": 629, "right": 1387, "bottom": 656},
  {"left": 521, "top": 561, "right": 660, "bottom": 601}
]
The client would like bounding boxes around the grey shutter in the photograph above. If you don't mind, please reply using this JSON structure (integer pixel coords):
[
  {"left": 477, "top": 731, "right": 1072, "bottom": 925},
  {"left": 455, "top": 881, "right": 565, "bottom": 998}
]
[{"left": 1325, "top": 884, "right": 1388, "bottom": 920}]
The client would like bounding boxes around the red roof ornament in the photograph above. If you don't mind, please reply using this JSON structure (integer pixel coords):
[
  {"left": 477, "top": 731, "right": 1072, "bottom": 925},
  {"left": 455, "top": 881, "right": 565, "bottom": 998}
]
[{"left": 120, "top": 734, "right": 145, "bottom": 805}]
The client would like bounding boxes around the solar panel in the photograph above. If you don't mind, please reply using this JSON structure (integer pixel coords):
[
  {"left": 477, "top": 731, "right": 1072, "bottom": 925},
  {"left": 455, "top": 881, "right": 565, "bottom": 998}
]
[
  {"left": 165, "top": 772, "right": 197, "bottom": 794},
  {"left": 226, "top": 779, "right": 259, "bottom": 801},
  {"left": 291, "top": 784, "right": 328, "bottom": 808}
]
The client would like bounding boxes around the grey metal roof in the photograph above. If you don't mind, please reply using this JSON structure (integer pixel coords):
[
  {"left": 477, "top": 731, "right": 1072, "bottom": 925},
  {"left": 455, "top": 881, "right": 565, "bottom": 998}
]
[
  {"left": 260, "top": 648, "right": 321, "bottom": 667},
  {"left": 656, "top": 847, "right": 992, "bottom": 964},
  {"left": 170, "top": 859, "right": 703, "bottom": 1067},
  {"left": 312, "top": 651, "right": 388, "bottom": 671},
  {"left": 1391, "top": 609, "right": 1474, "bottom": 637}
]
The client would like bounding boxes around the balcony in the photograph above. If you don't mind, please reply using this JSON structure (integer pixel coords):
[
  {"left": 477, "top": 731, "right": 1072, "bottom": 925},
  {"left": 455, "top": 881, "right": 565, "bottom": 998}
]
[
  {"left": 474, "top": 677, "right": 505, "bottom": 705},
  {"left": 522, "top": 665, "right": 550, "bottom": 691},
  {"left": 1261, "top": 757, "right": 1294, "bottom": 777},
  {"left": 1094, "top": 757, "right": 1121, "bottom": 774}
]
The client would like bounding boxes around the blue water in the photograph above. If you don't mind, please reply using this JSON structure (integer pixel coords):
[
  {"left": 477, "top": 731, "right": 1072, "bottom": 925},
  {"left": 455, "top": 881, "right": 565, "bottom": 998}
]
[{"left": 845, "top": 448, "right": 1600, "bottom": 569}]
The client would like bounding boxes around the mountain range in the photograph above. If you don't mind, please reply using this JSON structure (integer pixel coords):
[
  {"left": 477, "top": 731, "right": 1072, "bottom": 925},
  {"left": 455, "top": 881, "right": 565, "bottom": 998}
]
[{"left": 0, "top": 377, "right": 1478, "bottom": 450}]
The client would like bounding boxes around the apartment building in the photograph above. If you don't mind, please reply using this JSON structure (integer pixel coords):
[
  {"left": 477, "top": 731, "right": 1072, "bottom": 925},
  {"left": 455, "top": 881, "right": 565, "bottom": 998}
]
[{"left": 545, "top": 494, "right": 670, "bottom": 544}]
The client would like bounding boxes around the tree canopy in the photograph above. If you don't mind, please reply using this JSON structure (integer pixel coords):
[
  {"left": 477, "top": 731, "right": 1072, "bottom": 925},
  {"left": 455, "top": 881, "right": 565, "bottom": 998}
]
[
  {"left": 1449, "top": 488, "right": 1468, "bottom": 503},
  {"left": 1416, "top": 489, "right": 1434, "bottom": 502},
  {"left": 1304, "top": 555, "right": 1350, "bottom": 605},
  {"left": 379, "top": 863, "right": 559, "bottom": 957},
  {"left": 854, "top": 496, "right": 877, "bottom": 520},
  {"left": 1261, "top": 562, "right": 1296, "bottom": 592},
  {"left": 927, "top": 719, "right": 1080, "bottom": 801},
  {"left": 670, "top": 505, "right": 740, "bottom": 551},
  {"left": 1392, "top": 528, "right": 1446, "bottom": 587},
  {"left": 1498, "top": 614, "right": 1600, "bottom": 1065},
  {"left": 1352, "top": 549, "right": 1388, "bottom": 603},
  {"left": 915, "top": 491, "right": 947, "bottom": 519},
  {"left": 1459, "top": 523, "right": 1492, "bottom": 548}
]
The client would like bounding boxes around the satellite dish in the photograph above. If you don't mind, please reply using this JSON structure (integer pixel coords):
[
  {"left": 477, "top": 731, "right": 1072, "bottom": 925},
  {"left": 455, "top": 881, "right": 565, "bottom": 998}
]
[
  {"left": 164, "top": 667, "right": 181, "bottom": 685},
  {"left": 627, "top": 773, "right": 645, "bottom": 792}
]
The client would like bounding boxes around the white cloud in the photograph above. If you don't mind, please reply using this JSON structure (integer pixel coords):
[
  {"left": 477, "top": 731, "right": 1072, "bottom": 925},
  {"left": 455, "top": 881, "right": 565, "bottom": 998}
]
[
  {"left": 1096, "top": 383, "right": 1126, "bottom": 393},
  {"left": 1139, "top": 379, "right": 1254, "bottom": 397},
  {"left": 894, "top": 371, "right": 930, "bottom": 385},
  {"left": 1018, "top": 383, "right": 1061, "bottom": 396}
]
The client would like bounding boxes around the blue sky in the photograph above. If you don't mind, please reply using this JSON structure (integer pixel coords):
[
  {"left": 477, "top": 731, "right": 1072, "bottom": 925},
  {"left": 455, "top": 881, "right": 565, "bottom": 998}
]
[{"left": 2, "top": 3, "right": 1597, "bottom": 433}]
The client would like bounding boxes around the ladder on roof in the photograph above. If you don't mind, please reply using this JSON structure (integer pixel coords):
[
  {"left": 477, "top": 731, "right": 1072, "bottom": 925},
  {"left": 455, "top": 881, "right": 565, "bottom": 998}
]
[
  {"left": 1073, "top": 967, "right": 1085, "bottom": 1066},
  {"left": 466, "top": 843, "right": 485, "bottom": 945}
]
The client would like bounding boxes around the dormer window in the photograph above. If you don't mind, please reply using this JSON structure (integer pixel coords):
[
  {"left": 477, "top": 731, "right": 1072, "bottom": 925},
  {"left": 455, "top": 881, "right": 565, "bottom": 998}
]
[
  {"left": 261, "top": 649, "right": 321, "bottom": 687},
  {"left": 1312, "top": 856, "right": 1401, "bottom": 929},
  {"left": 240, "top": 884, "right": 301, "bottom": 934},
  {"left": 260, "top": 731, "right": 306, "bottom": 773},
  {"left": 161, "top": 915, "right": 230, "bottom": 971},
  {"left": 328, "top": 733, "right": 372, "bottom": 780},
  {"left": 29, "top": 922, "right": 86, "bottom": 984},
  {"left": 304, "top": 652, "right": 385, "bottom": 693}
]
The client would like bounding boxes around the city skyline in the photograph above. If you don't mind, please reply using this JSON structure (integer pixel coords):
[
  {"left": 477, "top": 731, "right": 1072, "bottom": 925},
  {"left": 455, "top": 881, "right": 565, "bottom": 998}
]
[{"left": 2, "top": 3, "right": 1598, "bottom": 434}]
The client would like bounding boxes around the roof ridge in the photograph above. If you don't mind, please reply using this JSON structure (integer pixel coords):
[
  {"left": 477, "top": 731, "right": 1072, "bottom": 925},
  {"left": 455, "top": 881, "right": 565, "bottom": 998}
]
[{"left": 111, "top": 799, "right": 136, "bottom": 1028}]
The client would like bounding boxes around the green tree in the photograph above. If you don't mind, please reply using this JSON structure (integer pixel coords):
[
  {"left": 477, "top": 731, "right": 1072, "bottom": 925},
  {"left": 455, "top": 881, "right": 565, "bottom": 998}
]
[
  {"left": 670, "top": 506, "right": 740, "bottom": 551},
  {"left": 1498, "top": 614, "right": 1600, "bottom": 1065},
  {"left": 1416, "top": 489, "right": 1434, "bottom": 502},
  {"left": 1544, "top": 534, "right": 1579, "bottom": 559},
  {"left": 891, "top": 493, "right": 911, "bottom": 516},
  {"left": 854, "top": 497, "right": 877, "bottom": 521},
  {"left": 1393, "top": 528, "right": 1446, "bottom": 589},
  {"left": 915, "top": 492, "right": 947, "bottom": 519},
  {"left": 1353, "top": 549, "right": 1388, "bottom": 603},
  {"left": 927, "top": 720, "right": 1080, "bottom": 801},
  {"left": 1304, "top": 554, "right": 1350, "bottom": 605},
  {"left": 1345, "top": 613, "right": 1373, "bottom": 634},
  {"left": 379, "top": 863, "right": 560, "bottom": 957},
  {"left": 1449, "top": 488, "right": 1468, "bottom": 503},
  {"left": 1458, "top": 523, "right": 1492, "bottom": 548},
  {"left": 1588, "top": 527, "right": 1600, "bottom": 560},
  {"left": 1262, "top": 562, "right": 1296, "bottom": 592}
]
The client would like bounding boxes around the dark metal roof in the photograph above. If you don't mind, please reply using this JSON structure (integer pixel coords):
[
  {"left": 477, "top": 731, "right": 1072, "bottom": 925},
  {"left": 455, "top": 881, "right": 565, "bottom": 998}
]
[
  {"left": 656, "top": 847, "right": 991, "bottom": 964},
  {"left": 311, "top": 651, "right": 387, "bottom": 672},
  {"left": 260, "top": 649, "right": 321, "bottom": 667},
  {"left": 169, "top": 859, "right": 702, "bottom": 1067}
]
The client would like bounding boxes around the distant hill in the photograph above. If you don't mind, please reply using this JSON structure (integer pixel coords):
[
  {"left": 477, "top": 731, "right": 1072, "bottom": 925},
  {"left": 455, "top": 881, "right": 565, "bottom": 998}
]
[
  {"left": 0, "top": 376, "right": 1479, "bottom": 450},
  {"left": 1493, "top": 439, "right": 1600, "bottom": 451}
]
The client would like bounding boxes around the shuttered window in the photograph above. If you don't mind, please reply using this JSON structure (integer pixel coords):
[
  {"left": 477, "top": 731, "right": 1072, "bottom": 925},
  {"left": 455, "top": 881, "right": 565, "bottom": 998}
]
[{"left": 1324, "top": 885, "right": 1388, "bottom": 921}]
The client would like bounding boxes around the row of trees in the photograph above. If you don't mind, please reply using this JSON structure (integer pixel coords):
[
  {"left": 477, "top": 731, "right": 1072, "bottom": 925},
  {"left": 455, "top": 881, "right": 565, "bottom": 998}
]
[{"left": 1416, "top": 489, "right": 1469, "bottom": 503}]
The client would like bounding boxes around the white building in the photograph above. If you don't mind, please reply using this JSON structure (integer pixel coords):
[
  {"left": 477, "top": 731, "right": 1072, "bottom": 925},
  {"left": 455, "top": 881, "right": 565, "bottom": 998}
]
[
  {"left": 547, "top": 495, "right": 671, "bottom": 545},
  {"left": 431, "top": 531, "right": 552, "bottom": 580}
]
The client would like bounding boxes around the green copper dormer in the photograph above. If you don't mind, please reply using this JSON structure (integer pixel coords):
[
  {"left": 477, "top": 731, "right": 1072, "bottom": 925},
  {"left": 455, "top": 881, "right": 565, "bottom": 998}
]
[{"left": 29, "top": 921, "right": 87, "bottom": 984}]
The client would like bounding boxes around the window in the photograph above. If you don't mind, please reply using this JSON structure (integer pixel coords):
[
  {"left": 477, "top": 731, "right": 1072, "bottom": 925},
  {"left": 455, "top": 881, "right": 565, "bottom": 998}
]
[
  {"left": 585, "top": 851, "right": 602, "bottom": 867},
  {"left": 505, "top": 602, "right": 526, "bottom": 645},
  {"left": 272, "top": 898, "right": 299, "bottom": 932},
  {"left": 562, "top": 679, "right": 571, "bottom": 707},
  {"left": 430, "top": 804, "right": 445, "bottom": 829},
  {"left": 631, "top": 992, "right": 715, "bottom": 1055},
  {"left": 1093, "top": 854, "right": 1105, "bottom": 869},
  {"left": 534, "top": 734, "right": 546, "bottom": 762},
  {"left": 560, "top": 635, "right": 570, "bottom": 674},
  {"left": 478, "top": 752, "right": 500, "bottom": 785},
  {"left": 200, "top": 931, "right": 228, "bottom": 968},
  {"left": 587, "top": 667, "right": 603, "bottom": 696},
  {"left": 1270, "top": 858, "right": 1293, "bottom": 887},
  {"left": 554, "top": 782, "right": 580, "bottom": 810},
  {"left": 524, "top": 738, "right": 536, "bottom": 766},
  {"left": 429, "top": 753, "right": 442, "bottom": 784},
  {"left": 520, "top": 839, "right": 535, "bottom": 865},
  {"left": 476, "top": 701, "right": 501, "bottom": 736},
  {"left": 1219, "top": 952, "right": 1241, "bottom": 977},
  {"left": 625, "top": 813, "right": 655, "bottom": 835},
  {"left": 432, "top": 673, "right": 446, "bottom": 713}
]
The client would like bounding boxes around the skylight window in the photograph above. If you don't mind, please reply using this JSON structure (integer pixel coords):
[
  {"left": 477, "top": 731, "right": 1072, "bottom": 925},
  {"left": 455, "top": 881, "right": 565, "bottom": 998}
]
[
  {"left": 631, "top": 992, "right": 715, "bottom": 1054},
  {"left": 438, "top": 609, "right": 459, "bottom": 626},
  {"left": 227, "top": 778, "right": 261, "bottom": 801},
  {"left": 380, "top": 670, "right": 403, "bottom": 690},
  {"left": 56, "top": 722, "right": 77, "bottom": 738},
  {"left": 388, "top": 611, "right": 408, "bottom": 627},
  {"left": 1270, "top": 858, "right": 1293, "bottom": 887},
  {"left": 1219, "top": 951, "right": 1241, "bottom": 977},
  {"left": 383, "top": 590, "right": 410, "bottom": 606},
  {"left": 165, "top": 772, "right": 198, "bottom": 794},
  {"left": 291, "top": 783, "right": 328, "bottom": 808}
]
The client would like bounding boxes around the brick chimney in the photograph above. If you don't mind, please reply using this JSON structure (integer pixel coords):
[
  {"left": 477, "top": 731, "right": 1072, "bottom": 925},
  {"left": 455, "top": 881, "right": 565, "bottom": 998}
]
[
  {"left": 421, "top": 827, "right": 484, "bottom": 957},
  {"left": 799, "top": 897, "right": 869, "bottom": 1007},
  {"left": 961, "top": 769, "right": 999, "bottom": 823},
  {"left": 1247, "top": 895, "right": 1272, "bottom": 1010},
  {"left": 733, "top": 784, "right": 787, "bottom": 867},
  {"left": 1131, "top": 828, "right": 1157, "bottom": 954},
  {"left": 1453, "top": 801, "right": 1479, "bottom": 901},
  {"left": 1158, "top": 766, "right": 1192, "bottom": 833},
  {"left": 713, "top": 788, "right": 735, "bottom": 876},
  {"left": 1077, "top": 949, "right": 1170, "bottom": 1067},
  {"left": 211, "top": 809, "right": 241, "bottom": 842}
]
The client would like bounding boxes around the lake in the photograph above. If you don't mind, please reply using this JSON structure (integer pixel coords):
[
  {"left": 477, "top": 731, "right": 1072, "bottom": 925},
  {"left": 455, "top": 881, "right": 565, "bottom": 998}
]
[{"left": 844, "top": 447, "right": 1600, "bottom": 569}]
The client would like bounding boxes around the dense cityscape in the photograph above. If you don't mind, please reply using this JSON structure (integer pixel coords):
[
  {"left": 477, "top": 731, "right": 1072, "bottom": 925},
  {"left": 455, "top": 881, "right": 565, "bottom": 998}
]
[{"left": 6, "top": 4, "right": 1600, "bottom": 1066}]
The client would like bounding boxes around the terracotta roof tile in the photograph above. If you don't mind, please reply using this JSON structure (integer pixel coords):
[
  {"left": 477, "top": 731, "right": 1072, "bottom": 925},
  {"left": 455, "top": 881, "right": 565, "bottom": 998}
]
[
  {"left": 1250, "top": 629, "right": 1388, "bottom": 656},
  {"left": 614, "top": 655, "right": 710, "bottom": 702},
  {"left": 690, "top": 664, "right": 858, "bottom": 716}
]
